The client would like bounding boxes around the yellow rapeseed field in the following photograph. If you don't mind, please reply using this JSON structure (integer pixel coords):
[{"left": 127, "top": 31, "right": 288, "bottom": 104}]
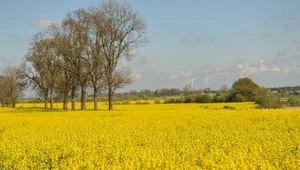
[{"left": 0, "top": 103, "right": 300, "bottom": 169}]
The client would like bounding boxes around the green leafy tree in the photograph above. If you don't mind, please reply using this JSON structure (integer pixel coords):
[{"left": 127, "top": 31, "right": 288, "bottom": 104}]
[{"left": 229, "top": 77, "right": 260, "bottom": 102}]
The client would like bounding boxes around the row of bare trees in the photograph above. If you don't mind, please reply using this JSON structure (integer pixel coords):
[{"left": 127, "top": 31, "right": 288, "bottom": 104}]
[
  {"left": 19, "top": 0, "right": 147, "bottom": 110},
  {"left": 0, "top": 67, "right": 23, "bottom": 108}
]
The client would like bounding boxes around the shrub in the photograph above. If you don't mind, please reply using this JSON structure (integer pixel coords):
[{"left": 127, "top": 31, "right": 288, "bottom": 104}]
[
  {"left": 114, "top": 101, "right": 132, "bottom": 105},
  {"left": 223, "top": 106, "right": 236, "bottom": 110},
  {"left": 135, "top": 101, "right": 150, "bottom": 105},
  {"left": 212, "top": 94, "right": 226, "bottom": 103},
  {"left": 153, "top": 100, "right": 161, "bottom": 104},
  {"left": 184, "top": 97, "right": 193, "bottom": 103},
  {"left": 163, "top": 99, "right": 174, "bottom": 104},
  {"left": 121, "top": 101, "right": 132, "bottom": 105},
  {"left": 255, "top": 96, "right": 283, "bottom": 109},
  {"left": 287, "top": 98, "right": 300, "bottom": 106},
  {"left": 163, "top": 98, "right": 183, "bottom": 104},
  {"left": 175, "top": 99, "right": 183, "bottom": 103},
  {"left": 195, "top": 94, "right": 212, "bottom": 103},
  {"left": 200, "top": 106, "right": 209, "bottom": 109},
  {"left": 233, "top": 94, "right": 246, "bottom": 102}
]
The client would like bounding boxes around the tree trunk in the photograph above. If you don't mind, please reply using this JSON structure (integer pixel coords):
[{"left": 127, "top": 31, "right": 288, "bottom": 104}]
[
  {"left": 108, "top": 88, "right": 113, "bottom": 110},
  {"left": 44, "top": 90, "right": 49, "bottom": 109},
  {"left": 11, "top": 97, "right": 16, "bottom": 108},
  {"left": 72, "top": 100, "right": 75, "bottom": 110},
  {"left": 49, "top": 89, "right": 53, "bottom": 109},
  {"left": 71, "top": 85, "right": 76, "bottom": 110},
  {"left": 93, "top": 88, "right": 98, "bottom": 110},
  {"left": 44, "top": 97, "right": 48, "bottom": 109},
  {"left": 81, "top": 85, "right": 87, "bottom": 110},
  {"left": 63, "top": 94, "right": 68, "bottom": 110}
]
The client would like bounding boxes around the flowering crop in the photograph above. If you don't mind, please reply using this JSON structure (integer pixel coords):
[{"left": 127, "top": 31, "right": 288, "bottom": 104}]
[{"left": 0, "top": 104, "right": 300, "bottom": 169}]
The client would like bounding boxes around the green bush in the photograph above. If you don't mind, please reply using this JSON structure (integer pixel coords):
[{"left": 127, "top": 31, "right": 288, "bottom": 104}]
[
  {"left": 212, "top": 94, "right": 226, "bottom": 103},
  {"left": 121, "top": 101, "right": 132, "bottom": 105},
  {"left": 183, "top": 97, "right": 193, "bottom": 103},
  {"left": 199, "top": 106, "right": 209, "bottom": 109},
  {"left": 153, "top": 100, "right": 161, "bottom": 104},
  {"left": 135, "top": 101, "right": 150, "bottom": 105},
  {"left": 223, "top": 106, "right": 236, "bottom": 110},
  {"left": 163, "top": 99, "right": 174, "bottom": 104},
  {"left": 233, "top": 94, "right": 246, "bottom": 102},
  {"left": 255, "top": 96, "right": 283, "bottom": 109},
  {"left": 113, "top": 101, "right": 132, "bottom": 105},
  {"left": 287, "top": 97, "right": 300, "bottom": 106},
  {"left": 175, "top": 99, "right": 183, "bottom": 103},
  {"left": 163, "top": 98, "right": 183, "bottom": 104},
  {"left": 195, "top": 94, "right": 212, "bottom": 103}
]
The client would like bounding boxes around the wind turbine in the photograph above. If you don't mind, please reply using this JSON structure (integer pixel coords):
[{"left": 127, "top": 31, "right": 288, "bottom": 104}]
[
  {"left": 188, "top": 78, "right": 196, "bottom": 89},
  {"left": 184, "top": 79, "right": 191, "bottom": 85},
  {"left": 203, "top": 77, "right": 209, "bottom": 89},
  {"left": 240, "top": 73, "right": 244, "bottom": 78}
]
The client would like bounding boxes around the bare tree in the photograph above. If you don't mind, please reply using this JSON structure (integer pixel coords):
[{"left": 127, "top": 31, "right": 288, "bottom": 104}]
[
  {"left": 60, "top": 9, "right": 90, "bottom": 110},
  {"left": 4, "top": 67, "right": 23, "bottom": 108},
  {"left": 93, "top": 0, "right": 147, "bottom": 110},
  {"left": 219, "top": 85, "right": 228, "bottom": 94},
  {"left": 19, "top": 31, "right": 59, "bottom": 109},
  {"left": 0, "top": 75, "right": 8, "bottom": 107},
  {"left": 54, "top": 71, "right": 71, "bottom": 109},
  {"left": 17, "top": 0, "right": 147, "bottom": 111},
  {"left": 85, "top": 7, "right": 106, "bottom": 110},
  {"left": 50, "top": 24, "right": 79, "bottom": 110},
  {"left": 183, "top": 84, "right": 192, "bottom": 96},
  {"left": 111, "top": 68, "right": 133, "bottom": 92}
]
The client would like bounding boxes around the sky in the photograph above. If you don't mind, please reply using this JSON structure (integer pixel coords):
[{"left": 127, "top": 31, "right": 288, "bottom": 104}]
[{"left": 1, "top": 0, "right": 300, "bottom": 92}]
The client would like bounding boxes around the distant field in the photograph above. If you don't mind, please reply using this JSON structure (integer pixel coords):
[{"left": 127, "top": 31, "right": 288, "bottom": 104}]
[{"left": 1, "top": 103, "right": 300, "bottom": 169}]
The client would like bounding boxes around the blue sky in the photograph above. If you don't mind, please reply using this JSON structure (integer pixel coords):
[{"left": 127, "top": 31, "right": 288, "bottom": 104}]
[{"left": 1, "top": 0, "right": 300, "bottom": 92}]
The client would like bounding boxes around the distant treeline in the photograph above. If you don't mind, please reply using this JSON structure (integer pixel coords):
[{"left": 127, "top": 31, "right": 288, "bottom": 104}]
[
  {"left": 112, "top": 88, "right": 221, "bottom": 101},
  {"left": 270, "top": 86, "right": 300, "bottom": 97}
]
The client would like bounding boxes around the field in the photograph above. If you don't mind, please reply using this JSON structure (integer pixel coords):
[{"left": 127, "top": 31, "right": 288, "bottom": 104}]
[{"left": 1, "top": 102, "right": 300, "bottom": 169}]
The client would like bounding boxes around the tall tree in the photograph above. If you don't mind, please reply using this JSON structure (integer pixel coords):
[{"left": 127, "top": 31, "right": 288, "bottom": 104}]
[
  {"left": 50, "top": 24, "right": 79, "bottom": 110},
  {"left": 94, "top": 0, "right": 147, "bottom": 110},
  {"left": 0, "top": 75, "right": 8, "bottom": 107},
  {"left": 4, "top": 67, "right": 23, "bottom": 108},
  {"left": 19, "top": 31, "right": 59, "bottom": 109},
  {"left": 229, "top": 77, "right": 260, "bottom": 102},
  {"left": 60, "top": 9, "right": 90, "bottom": 110},
  {"left": 85, "top": 8, "right": 106, "bottom": 110}
]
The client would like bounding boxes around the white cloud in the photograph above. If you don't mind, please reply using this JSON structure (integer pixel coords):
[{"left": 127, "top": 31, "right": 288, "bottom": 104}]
[
  {"left": 179, "top": 71, "right": 191, "bottom": 77},
  {"left": 32, "top": 19, "right": 55, "bottom": 28},
  {"left": 168, "top": 74, "right": 178, "bottom": 80},
  {"left": 168, "top": 71, "right": 190, "bottom": 80},
  {"left": 272, "top": 67, "right": 280, "bottom": 72},
  {"left": 237, "top": 64, "right": 243, "bottom": 69},
  {"left": 237, "top": 59, "right": 281, "bottom": 74},
  {"left": 132, "top": 73, "right": 143, "bottom": 80},
  {"left": 0, "top": 56, "right": 19, "bottom": 62},
  {"left": 259, "top": 59, "right": 264, "bottom": 64}
]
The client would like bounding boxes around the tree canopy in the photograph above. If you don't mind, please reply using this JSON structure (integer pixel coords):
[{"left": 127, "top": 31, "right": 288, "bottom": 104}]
[{"left": 228, "top": 77, "right": 260, "bottom": 102}]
